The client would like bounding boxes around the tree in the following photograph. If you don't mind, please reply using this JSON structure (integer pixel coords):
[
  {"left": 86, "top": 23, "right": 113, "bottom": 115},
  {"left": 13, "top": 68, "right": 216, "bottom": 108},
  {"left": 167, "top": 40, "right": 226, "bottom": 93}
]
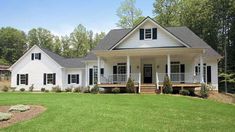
[
  {"left": 61, "top": 35, "right": 72, "bottom": 57},
  {"left": 93, "top": 32, "right": 106, "bottom": 48},
  {"left": 27, "top": 28, "right": 54, "bottom": 50},
  {"left": 87, "top": 30, "right": 93, "bottom": 51},
  {"left": 116, "top": 0, "right": 143, "bottom": 28},
  {"left": 0, "top": 27, "right": 27, "bottom": 64},
  {"left": 53, "top": 36, "right": 62, "bottom": 55},
  {"left": 70, "top": 24, "right": 89, "bottom": 57},
  {"left": 162, "top": 75, "right": 173, "bottom": 94}
]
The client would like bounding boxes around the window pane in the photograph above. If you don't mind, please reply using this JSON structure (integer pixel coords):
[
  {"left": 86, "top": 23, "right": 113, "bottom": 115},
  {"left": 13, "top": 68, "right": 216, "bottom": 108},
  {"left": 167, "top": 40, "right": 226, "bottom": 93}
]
[
  {"left": 47, "top": 74, "right": 53, "bottom": 84},
  {"left": 145, "top": 29, "right": 152, "bottom": 39},
  {"left": 35, "top": 53, "right": 40, "bottom": 59},
  {"left": 20, "top": 74, "right": 26, "bottom": 84},
  {"left": 71, "top": 74, "right": 77, "bottom": 83}
]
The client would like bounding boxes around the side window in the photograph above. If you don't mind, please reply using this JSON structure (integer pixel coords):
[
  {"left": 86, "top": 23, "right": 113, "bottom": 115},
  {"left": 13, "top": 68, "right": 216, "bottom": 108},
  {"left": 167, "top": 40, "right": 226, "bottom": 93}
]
[
  {"left": 44, "top": 73, "right": 56, "bottom": 85},
  {"left": 145, "top": 29, "right": 152, "bottom": 39},
  {"left": 17, "top": 74, "right": 28, "bottom": 85}
]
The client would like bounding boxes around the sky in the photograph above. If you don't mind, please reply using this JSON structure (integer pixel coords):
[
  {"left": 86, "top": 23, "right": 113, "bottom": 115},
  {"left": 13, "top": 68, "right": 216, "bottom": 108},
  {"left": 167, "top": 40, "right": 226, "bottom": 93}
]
[{"left": 0, "top": 0, "right": 155, "bottom": 36}]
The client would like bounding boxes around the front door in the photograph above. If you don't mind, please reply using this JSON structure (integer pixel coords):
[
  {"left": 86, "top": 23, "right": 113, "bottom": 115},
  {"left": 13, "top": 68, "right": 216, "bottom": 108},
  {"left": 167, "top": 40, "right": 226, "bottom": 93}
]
[{"left": 144, "top": 64, "right": 152, "bottom": 83}]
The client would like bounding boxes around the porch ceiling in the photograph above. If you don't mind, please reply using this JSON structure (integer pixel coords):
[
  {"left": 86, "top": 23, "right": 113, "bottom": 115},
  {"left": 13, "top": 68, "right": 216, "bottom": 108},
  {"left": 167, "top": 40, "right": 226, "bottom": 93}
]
[{"left": 93, "top": 48, "right": 204, "bottom": 57}]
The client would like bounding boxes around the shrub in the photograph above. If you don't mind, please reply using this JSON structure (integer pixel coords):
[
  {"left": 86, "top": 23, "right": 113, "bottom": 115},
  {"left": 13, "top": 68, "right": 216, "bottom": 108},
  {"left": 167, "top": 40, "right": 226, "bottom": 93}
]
[
  {"left": 200, "top": 83, "right": 209, "bottom": 98},
  {"left": 41, "top": 88, "right": 46, "bottom": 92},
  {"left": 126, "top": 77, "right": 135, "bottom": 93},
  {"left": 9, "top": 104, "right": 30, "bottom": 112},
  {"left": 65, "top": 87, "right": 72, "bottom": 92},
  {"left": 162, "top": 75, "right": 173, "bottom": 94},
  {"left": 20, "top": 88, "right": 25, "bottom": 92},
  {"left": 52, "top": 86, "right": 61, "bottom": 93},
  {"left": 90, "top": 84, "right": 99, "bottom": 94},
  {"left": 1, "top": 85, "right": 9, "bottom": 92},
  {"left": 45, "top": 90, "right": 49, "bottom": 92},
  {"left": 112, "top": 87, "right": 120, "bottom": 94},
  {"left": 73, "top": 87, "right": 81, "bottom": 93},
  {"left": 179, "top": 89, "right": 190, "bottom": 96},
  {"left": 188, "top": 89, "right": 195, "bottom": 96},
  {"left": 29, "top": 84, "right": 34, "bottom": 92},
  {"left": 0, "top": 112, "right": 12, "bottom": 121},
  {"left": 10, "top": 87, "right": 16, "bottom": 92}
]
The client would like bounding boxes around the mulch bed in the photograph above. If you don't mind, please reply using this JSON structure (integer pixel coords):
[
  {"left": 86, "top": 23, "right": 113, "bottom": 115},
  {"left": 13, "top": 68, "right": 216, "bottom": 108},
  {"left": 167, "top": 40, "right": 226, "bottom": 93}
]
[{"left": 0, "top": 105, "right": 46, "bottom": 128}]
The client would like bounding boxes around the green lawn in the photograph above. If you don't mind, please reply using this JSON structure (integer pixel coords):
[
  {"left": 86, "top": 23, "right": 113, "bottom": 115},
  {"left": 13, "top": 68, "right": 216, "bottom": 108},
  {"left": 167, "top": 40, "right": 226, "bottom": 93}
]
[{"left": 0, "top": 93, "right": 235, "bottom": 132}]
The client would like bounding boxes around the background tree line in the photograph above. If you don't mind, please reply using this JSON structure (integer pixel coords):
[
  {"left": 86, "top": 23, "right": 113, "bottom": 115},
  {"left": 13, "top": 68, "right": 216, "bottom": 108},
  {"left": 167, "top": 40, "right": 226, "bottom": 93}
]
[{"left": 0, "top": 24, "right": 105, "bottom": 65}]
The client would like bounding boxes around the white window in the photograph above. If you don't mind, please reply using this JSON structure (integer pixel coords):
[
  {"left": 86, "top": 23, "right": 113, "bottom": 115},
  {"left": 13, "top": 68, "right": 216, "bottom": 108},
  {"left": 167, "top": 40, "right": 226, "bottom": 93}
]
[
  {"left": 145, "top": 29, "right": 152, "bottom": 39},
  {"left": 20, "top": 74, "right": 26, "bottom": 84},
  {"left": 71, "top": 74, "right": 77, "bottom": 83},
  {"left": 47, "top": 74, "right": 54, "bottom": 84},
  {"left": 35, "top": 53, "right": 40, "bottom": 59}
]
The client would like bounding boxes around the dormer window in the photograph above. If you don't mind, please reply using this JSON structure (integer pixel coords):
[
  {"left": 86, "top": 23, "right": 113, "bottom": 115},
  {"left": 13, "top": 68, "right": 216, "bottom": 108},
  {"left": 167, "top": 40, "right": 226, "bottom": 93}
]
[
  {"left": 140, "top": 28, "right": 157, "bottom": 40},
  {"left": 31, "top": 53, "right": 41, "bottom": 60}
]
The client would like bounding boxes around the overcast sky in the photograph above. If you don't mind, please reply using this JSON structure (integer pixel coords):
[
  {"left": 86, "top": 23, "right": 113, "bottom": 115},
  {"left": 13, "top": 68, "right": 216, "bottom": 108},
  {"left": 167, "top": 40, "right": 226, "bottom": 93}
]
[{"left": 0, "top": 0, "right": 155, "bottom": 36}]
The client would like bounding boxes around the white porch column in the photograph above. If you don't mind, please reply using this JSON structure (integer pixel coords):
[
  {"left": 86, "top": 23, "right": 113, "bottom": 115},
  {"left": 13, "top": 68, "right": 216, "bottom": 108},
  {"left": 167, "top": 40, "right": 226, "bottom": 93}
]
[
  {"left": 127, "top": 56, "right": 130, "bottom": 80},
  {"left": 200, "top": 54, "right": 204, "bottom": 83},
  {"left": 97, "top": 56, "right": 101, "bottom": 84},
  {"left": 85, "top": 62, "right": 88, "bottom": 86},
  {"left": 167, "top": 54, "right": 171, "bottom": 78}
]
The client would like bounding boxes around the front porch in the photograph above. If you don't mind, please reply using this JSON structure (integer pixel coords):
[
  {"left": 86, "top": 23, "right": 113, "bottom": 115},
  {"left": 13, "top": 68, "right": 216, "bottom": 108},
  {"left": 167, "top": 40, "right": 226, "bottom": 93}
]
[{"left": 92, "top": 48, "right": 206, "bottom": 93}]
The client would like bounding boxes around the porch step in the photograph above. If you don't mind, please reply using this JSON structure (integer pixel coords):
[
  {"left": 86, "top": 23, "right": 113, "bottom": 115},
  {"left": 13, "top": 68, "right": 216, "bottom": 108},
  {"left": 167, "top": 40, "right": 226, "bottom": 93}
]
[{"left": 141, "top": 84, "right": 157, "bottom": 93}]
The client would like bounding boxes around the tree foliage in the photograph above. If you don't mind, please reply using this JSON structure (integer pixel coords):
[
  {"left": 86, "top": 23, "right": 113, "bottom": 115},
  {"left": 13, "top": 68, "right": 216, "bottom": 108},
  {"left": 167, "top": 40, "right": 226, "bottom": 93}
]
[{"left": 116, "top": 0, "right": 143, "bottom": 28}]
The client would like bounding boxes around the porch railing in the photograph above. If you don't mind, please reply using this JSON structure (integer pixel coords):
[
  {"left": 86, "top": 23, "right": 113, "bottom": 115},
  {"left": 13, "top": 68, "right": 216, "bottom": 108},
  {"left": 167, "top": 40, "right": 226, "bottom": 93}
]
[
  {"left": 157, "top": 73, "right": 200, "bottom": 83},
  {"left": 100, "top": 73, "right": 140, "bottom": 84}
]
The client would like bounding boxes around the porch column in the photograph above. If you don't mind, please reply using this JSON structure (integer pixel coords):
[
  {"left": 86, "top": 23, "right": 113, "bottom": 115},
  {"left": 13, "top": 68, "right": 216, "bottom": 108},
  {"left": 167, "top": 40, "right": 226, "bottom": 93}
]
[
  {"left": 167, "top": 54, "right": 171, "bottom": 78},
  {"left": 200, "top": 54, "right": 204, "bottom": 83},
  {"left": 127, "top": 56, "right": 130, "bottom": 80},
  {"left": 85, "top": 62, "right": 88, "bottom": 86},
  {"left": 97, "top": 56, "right": 101, "bottom": 84}
]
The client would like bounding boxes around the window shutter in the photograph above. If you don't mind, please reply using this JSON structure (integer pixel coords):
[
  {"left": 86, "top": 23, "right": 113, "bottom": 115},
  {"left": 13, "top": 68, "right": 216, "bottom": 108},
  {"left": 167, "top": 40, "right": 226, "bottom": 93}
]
[
  {"left": 100, "top": 68, "right": 104, "bottom": 75},
  {"left": 113, "top": 66, "right": 117, "bottom": 74},
  {"left": 152, "top": 28, "right": 157, "bottom": 39},
  {"left": 26, "top": 74, "right": 28, "bottom": 85},
  {"left": 139, "top": 29, "right": 144, "bottom": 40},
  {"left": 39, "top": 53, "right": 41, "bottom": 60},
  {"left": 68, "top": 74, "right": 71, "bottom": 84},
  {"left": 31, "top": 53, "right": 34, "bottom": 60},
  {"left": 165, "top": 64, "right": 168, "bottom": 73},
  {"left": 180, "top": 64, "right": 185, "bottom": 83},
  {"left": 195, "top": 66, "right": 198, "bottom": 75},
  {"left": 89, "top": 69, "right": 93, "bottom": 85},
  {"left": 43, "top": 73, "right": 46, "bottom": 85},
  {"left": 53, "top": 73, "right": 56, "bottom": 85},
  {"left": 207, "top": 66, "right": 211, "bottom": 83},
  {"left": 17, "top": 74, "right": 19, "bottom": 85},
  {"left": 76, "top": 74, "right": 79, "bottom": 84}
]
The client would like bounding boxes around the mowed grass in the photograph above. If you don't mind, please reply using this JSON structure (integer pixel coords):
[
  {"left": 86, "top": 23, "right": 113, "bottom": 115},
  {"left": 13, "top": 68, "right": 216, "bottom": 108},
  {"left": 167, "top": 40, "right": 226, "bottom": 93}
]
[{"left": 0, "top": 93, "right": 235, "bottom": 132}]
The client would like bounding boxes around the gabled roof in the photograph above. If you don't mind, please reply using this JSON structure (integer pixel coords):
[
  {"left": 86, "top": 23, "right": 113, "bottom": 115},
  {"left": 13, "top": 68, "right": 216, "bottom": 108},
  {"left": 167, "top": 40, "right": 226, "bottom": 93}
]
[
  {"left": 93, "top": 17, "right": 221, "bottom": 58},
  {"left": 39, "top": 47, "right": 85, "bottom": 68}
]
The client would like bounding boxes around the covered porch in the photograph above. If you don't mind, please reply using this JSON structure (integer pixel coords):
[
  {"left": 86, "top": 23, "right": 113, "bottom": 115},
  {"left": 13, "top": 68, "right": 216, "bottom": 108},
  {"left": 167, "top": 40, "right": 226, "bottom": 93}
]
[{"left": 94, "top": 48, "right": 205, "bottom": 93}]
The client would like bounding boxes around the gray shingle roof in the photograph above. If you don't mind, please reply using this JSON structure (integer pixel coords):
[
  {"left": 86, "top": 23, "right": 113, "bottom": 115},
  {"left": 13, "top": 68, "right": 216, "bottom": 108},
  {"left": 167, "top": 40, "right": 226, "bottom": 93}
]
[
  {"left": 93, "top": 26, "right": 221, "bottom": 58},
  {"left": 40, "top": 47, "right": 85, "bottom": 68}
]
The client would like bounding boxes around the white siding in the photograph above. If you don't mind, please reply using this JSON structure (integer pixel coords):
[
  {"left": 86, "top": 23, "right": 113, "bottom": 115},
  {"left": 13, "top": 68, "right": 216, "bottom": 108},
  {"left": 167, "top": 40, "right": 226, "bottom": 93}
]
[
  {"left": 116, "top": 21, "right": 184, "bottom": 49},
  {"left": 11, "top": 46, "right": 63, "bottom": 91},
  {"left": 62, "top": 68, "right": 83, "bottom": 89}
]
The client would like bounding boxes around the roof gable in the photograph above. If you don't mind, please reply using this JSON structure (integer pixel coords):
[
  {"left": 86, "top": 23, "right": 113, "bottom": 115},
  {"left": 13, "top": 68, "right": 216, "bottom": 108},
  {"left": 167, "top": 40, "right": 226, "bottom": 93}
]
[{"left": 110, "top": 17, "right": 190, "bottom": 50}]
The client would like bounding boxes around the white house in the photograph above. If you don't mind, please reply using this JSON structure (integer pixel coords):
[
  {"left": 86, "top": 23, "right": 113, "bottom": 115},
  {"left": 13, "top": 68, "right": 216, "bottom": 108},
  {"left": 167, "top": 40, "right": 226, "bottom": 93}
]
[{"left": 10, "top": 17, "right": 222, "bottom": 93}]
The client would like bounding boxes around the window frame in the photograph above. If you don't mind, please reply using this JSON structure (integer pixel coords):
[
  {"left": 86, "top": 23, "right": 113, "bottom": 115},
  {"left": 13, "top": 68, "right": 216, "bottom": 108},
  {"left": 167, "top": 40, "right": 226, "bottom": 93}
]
[
  {"left": 34, "top": 53, "right": 40, "bottom": 60},
  {"left": 71, "top": 74, "right": 77, "bottom": 84},
  {"left": 20, "top": 74, "right": 26, "bottom": 85},
  {"left": 47, "top": 73, "right": 54, "bottom": 84},
  {"left": 144, "top": 28, "right": 152, "bottom": 40}
]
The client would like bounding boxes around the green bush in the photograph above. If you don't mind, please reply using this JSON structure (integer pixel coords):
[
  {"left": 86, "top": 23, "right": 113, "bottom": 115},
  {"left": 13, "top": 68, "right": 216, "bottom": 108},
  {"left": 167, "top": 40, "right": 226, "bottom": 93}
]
[
  {"left": 1, "top": 85, "right": 9, "bottom": 92},
  {"left": 65, "top": 88, "right": 72, "bottom": 92},
  {"left": 188, "top": 89, "right": 195, "bottom": 96},
  {"left": 29, "top": 84, "right": 34, "bottom": 92},
  {"left": 73, "top": 87, "right": 81, "bottom": 93},
  {"left": 90, "top": 84, "right": 99, "bottom": 94},
  {"left": 41, "top": 88, "right": 46, "bottom": 92},
  {"left": 0, "top": 112, "right": 12, "bottom": 121},
  {"left": 163, "top": 75, "right": 173, "bottom": 94},
  {"left": 52, "top": 86, "right": 61, "bottom": 93},
  {"left": 45, "top": 90, "right": 49, "bottom": 92},
  {"left": 126, "top": 78, "right": 136, "bottom": 93},
  {"left": 20, "top": 88, "right": 25, "bottom": 92},
  {"left": 10, "top": 87, "right": 16, "bottom": 92},
  {"left": 179, "top": 89, "right": 190, "bottom": 96},
  {"left": 112, "top": 87, "right": 120, "bottom": 94},
  {"left": 200, "top": 83, "right": 209, "bottom": 98}
]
